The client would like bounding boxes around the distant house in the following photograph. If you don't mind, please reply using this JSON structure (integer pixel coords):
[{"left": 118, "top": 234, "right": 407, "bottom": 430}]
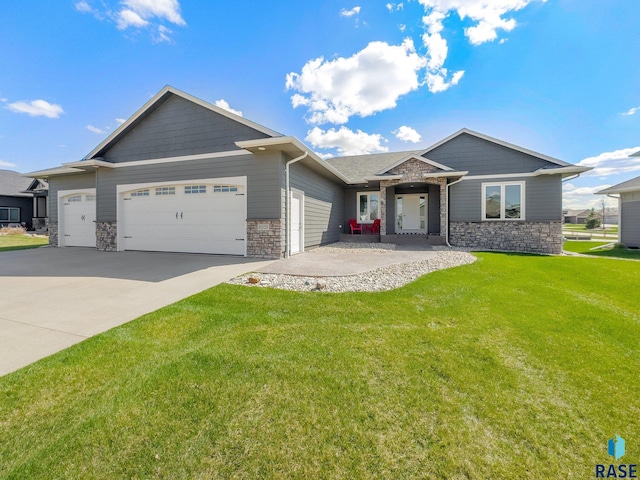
[
  {"left": 0, "top": 169, "right": 48, "bottom": 231},
  {"left": 598, "top": 155, "right": 640, "bottom": 248},
  {"left": 563, "top": 208, "right": 591, "bottom": 224}
]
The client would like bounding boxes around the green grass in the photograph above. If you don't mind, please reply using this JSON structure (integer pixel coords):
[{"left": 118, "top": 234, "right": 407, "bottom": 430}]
[
  {"left": 1, "top": 253, "right": 639, "bottom": 479},
  {"left": 564, "top": 240, "right": 640, "bottom": 259},
  {"left": 0, "top": 234, "right": 48, "bottom": 252}
]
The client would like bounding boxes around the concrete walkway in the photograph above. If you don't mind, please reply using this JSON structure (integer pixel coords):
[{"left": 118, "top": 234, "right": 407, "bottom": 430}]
[
  {"left": 0, "top": 247, "right": 274, "bottom": 376},
  {"left": 257, "top": 245, "right": 438, "bottom": 276}
]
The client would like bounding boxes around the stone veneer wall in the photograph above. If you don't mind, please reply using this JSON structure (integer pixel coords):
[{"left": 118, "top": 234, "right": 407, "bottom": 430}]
[
  {"left": 96, "top": 221, "right": 117, "bottom": 252},
  {"left": 247, "top": 219, "right": 282, "bottom": 258},
  {"left": 449, "top": 221, "right": 562, "bottom": 254},
  {"left": 48, "top": 221, "right": 58, "bottom": 246}
]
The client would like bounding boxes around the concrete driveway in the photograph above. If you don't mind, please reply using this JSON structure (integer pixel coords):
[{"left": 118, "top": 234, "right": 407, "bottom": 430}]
[{"left": 0, "top": 247, "right": 274, "bottom": 376}]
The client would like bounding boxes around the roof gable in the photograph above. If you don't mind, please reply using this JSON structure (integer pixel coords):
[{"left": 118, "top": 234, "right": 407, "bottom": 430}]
[
  {"left": 0, "top": 169, "right": 33, "bottom": 197},
  {"left": 377, "top": 154, "right": 453, "bottom": 175},
  {"left": 86, "top": 86, "right": 281, "bottom": 162},
  {"left": 598, "top": 175, "right": 640, "bottom": 194}
]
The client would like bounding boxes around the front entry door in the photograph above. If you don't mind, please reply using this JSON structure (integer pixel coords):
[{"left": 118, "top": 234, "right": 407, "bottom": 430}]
[{"left": 396, "top": 194, "right": 427, "bottom": 233}]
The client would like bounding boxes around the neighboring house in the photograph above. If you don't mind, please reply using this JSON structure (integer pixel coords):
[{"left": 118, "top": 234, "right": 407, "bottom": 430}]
[
  {"left": 0, "top": 169, "right": 37, "bottom": 229},
  {"left": 598, "top": 160, "right": 640, "bottom": 248},
  {"left": 28, "top": 86, "right": 590, "bottom": 257},
  {"left": 563, "top": 208, "right": 591, "bottom": 224}
]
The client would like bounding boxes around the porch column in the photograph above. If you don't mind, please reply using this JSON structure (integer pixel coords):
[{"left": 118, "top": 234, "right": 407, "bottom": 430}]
[
  {"left": 379, "top": 185, "right": 387, "bottom": 235},
  {"left": 439, "top": 182, "right": 447, "bottom": 237}
]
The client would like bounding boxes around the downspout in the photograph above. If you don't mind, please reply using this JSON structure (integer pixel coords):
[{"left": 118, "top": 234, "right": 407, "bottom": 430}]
[
  {"left": 285, "top": 151, "right": 308, "bottom": 258},
  {"left": 445, "top": 176, "right": 465, "bottom": 247}
]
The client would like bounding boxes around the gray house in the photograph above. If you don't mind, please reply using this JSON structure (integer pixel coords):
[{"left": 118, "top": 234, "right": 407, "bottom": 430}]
[
  {"left": 598, "top": 158, "right": 640, "bottom": 248},
  {"left": 28, "top": 86, "right": 589, "bottom": 257}
]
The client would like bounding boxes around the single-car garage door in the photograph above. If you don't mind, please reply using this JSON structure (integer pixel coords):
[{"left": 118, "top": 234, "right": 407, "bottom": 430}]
[
  {"left": 120, "top": 181, "right": 246, "bottom": 255},
  {"left": 61, "top": 192, "right": 96, "bottom": 247}
]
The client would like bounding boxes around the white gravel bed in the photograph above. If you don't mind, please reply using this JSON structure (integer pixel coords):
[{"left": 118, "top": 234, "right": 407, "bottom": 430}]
[{"left": 228, "top": 249, "right": 476, "bottom": 293}]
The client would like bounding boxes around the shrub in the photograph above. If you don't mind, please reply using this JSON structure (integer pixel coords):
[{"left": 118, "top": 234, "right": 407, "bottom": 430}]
[
  {"left": 585, "top": 209, "right": 601, "bottom": 230},
  {"left": 0, "top": 226, "right": 27, "bottom": 235}
]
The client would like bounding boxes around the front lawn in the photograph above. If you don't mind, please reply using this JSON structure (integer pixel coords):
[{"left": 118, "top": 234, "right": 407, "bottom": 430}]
[
  {"left": 564, "top": 240, "right": 640, "bottom": 259},
  {"left": 0, "top": 233, "right": 48, "bottom": 252},
  {"left": 1, "top": 253, "right": 638, "bottom": 478}
]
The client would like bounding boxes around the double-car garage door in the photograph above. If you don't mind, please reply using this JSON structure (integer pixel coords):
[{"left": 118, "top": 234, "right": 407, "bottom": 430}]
[{"left": 59, "top": 179, "right": 246, "bottom": 255}]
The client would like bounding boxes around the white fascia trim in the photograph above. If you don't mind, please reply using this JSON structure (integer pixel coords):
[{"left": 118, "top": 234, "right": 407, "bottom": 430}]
[
  {"left": 375, "top": 154, "right": 453, "bottom": 175},
  {"left": 24, "top": 167, "right": 84, "bottom": 177},
  {"left": 420, "top": 128, "right": 571, "bottom": 167},
  {"left": 463, "top": 166, "right": 591, "bottom": 180},
  {"left": 423, "top": 171, "right": 469, "bottom": 178},
  {"left": 236, "top": 136, "right": 352, "bottom": 184},
  {"left": 481, "top": 181, "right": 526, "bottom": 221},
  {"left": 364, "top": 175, "right": 403, "bottom": 181},
  {"left": 107, "top": 150, "right": 251, "bottom": 168},
  {"left": 85, "top": 85, "right": 281, "bottom": 160},
  {"left": 598, "top": 186, "right": 640, "bottom": 195},
  {"left": 63, "top": 159, "right": 114, "bottom": 169}
]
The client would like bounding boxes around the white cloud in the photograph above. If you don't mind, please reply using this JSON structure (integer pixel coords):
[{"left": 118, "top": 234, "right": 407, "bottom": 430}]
[
  {"left": 117, "top": 9, "right": 149, "bottom": 29},
  {"left": 286, "top": 39, "right": 426, "bottom": 125},
  {"left": 577, "top": 147, "right": 640, "bottom": 178},
  {"left": 622, "top": 106, "right": 640, "bottom": 116},
  {"left": 74, "top": 1, "right": 93, "bottom": 13},
  {"left": 306, "top": 126, "right": 388, "bottom": 156},
  {"left": 6, "top": 99, "right": 64, "bottom": 118},
  {"left": 0, "top": 159, "right": 17, "bottom": 168},
  {"left": 214, "top": 99, "right": 242, "bottom": 117},
  {"left": 87, "top": 125, "right": 106, "bottom": 134},
  {"left": 386, "top": 3, "right": 404, "bottom": 11},
  {"left": 421, "top": 11, "right": 465, "bottom": 93},
  {"left": 393, "top": 125, "right": 422, "bottom": 143},
  {"left": 121, "top": 0, "right": 185, "bottom": 26},
  {"left": 419, "top": 0, "right": 542, "bottom": 45},
  {"left": 340, "top": 6, "right": 361, "bottom": 17},
  {"left": 562, "top": 182, "right": 615, "bottom": 210},
  {"left": 115, "top": 118, "right": 126, "bottom": 125},
  {"left": 154, "top": 25, "right": 172, "bottom": 43}
]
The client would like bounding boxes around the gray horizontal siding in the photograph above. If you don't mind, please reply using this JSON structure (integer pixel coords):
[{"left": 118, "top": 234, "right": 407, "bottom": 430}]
[
  {"left": 450, "top": 175, "right": 562, "bottom": 222},
  {"left": 426, "top": 133, "right": 558, "bottom": 175},
  {"left": 102, "top": 95, "right": 271, "bottom": 163},
  {"left": 95, "top": 152, "right": 282, "bottom": 222},
  {"left": 48, "top": 173, "right": 96, "bottom": 221},
  {"left": 290, "top": 162, "right": 344, "bottom": 247},
  {"left": 0, "top": 195, "right": 33, "bottom": 228},
  {"left": 621, "top": 200, "right": 640, "bottom": 247}
]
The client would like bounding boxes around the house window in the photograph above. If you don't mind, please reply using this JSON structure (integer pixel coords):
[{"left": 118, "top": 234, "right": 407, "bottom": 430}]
[
  {"left": 155, "top": 187, "right": 175, "bottom": 196},
  {"left": 67, "top": 195, "right": 82, "bottom": 202},
  {"left": 130, "top": 189, "right": 149, "bottom": 197},
  {"left": 482, "top": 182, "right": 524, "bottom": 220},
  {"left": 185, "top": 185, "right": 206, "bottom": 194},
  {"left": 0, "top": 207, "right": 20, "bottom": 222},
  {"left": 357, "top": 192, "right": 379, "bottom": 223},
  {"left": 213, "top": 185, "right": 238, "bottom": 193}
]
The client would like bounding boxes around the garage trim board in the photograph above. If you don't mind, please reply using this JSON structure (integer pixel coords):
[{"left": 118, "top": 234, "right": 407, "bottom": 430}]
[
  {"left": 116, "top": 177, "right": 247, "bottom": 256},
  {"left": 57, "top": 188, "right": 97, "bottom": 247}
]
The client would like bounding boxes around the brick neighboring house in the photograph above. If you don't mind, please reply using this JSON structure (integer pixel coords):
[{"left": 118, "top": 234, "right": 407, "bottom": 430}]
[{"left": 28, "top": 86, "right": 591, "bottom": 257}]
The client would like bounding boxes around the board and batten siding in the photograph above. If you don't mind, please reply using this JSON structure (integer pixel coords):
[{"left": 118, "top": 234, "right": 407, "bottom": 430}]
[
  {"left": 101, "top": 95, "right": 271, "bottom": 163},
  {"left": 48, "top": 173, "right": 96, "bottom": 221},
  {"left": 450, "top": 175, "right": 562, "bottom": 222},
  {"left": 621, "top": 192, "right": 640, "bottom": 247},
  {"left": 94, "top": 152, "right": 283, "bottom": 222},
  {"left": 288, "top": 161, "right": 344, "bottom": 248},
  {"left": 425, "top": 133, "right": 558, "bottom": 175}
]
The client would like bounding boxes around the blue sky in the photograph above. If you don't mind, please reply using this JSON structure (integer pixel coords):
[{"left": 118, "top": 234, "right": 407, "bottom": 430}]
[{"left": 1, "top": 0, "right": 639, "bottom": 209}]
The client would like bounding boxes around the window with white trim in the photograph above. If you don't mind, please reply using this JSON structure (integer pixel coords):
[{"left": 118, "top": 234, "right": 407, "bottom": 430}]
[
  {"left": 130, "top": 189, "right": 149, "bottom": 197},
  {"left": 357, "top": 192, "right": 379, "bottom": 223},
  {"left": 213, "top": 185, "right": 238, "bottom": 193},
  {"left": 482, "top": 182, "right": 524, "bottom": 220},
  {"left": 185, "top": 185, "right": 207, "bottom": 194},
  {"left": 155, "top": 187, "right": 175, "bottom": 196},
  {"left": 0, "top": 207, "right": 20, "bottom": 222}
]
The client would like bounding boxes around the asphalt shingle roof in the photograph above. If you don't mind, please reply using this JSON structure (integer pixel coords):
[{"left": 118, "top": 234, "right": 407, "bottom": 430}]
[
  {"left": 0, "top": 169, "right": 32, "bottom": 197},
  {"left": 599, "top": 175, "right": 640, "bottom": 194},
  {"left": 326, "top": 150, "right": 423, "bottom": 182}
]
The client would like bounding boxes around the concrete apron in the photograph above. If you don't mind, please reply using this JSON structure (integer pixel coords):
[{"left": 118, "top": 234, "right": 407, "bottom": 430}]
[
  {"left": 0, "top": 248, "right": 274, "bottom": 376},
  {"left": 256, "top": 246, "right": 439, "bottom": 277}
]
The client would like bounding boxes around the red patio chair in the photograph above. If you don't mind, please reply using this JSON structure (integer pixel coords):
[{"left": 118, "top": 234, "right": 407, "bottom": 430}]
[
  {"left": 349, "top": 219, "right": 363, "bottom": 234},
  {"left": 365, "top": 218, "right": 381, "bottom": 235}
]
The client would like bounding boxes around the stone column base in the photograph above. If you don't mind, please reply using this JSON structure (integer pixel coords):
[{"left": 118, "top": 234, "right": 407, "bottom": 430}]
[
  {"left": 96, "top": 221, "right": 117, "bottom": 252},
  {"left": 48, "top": 221, "right": 58, "bottom": 246},
  {"left": 449, "top": 221, "right": 562, "bottom": 254},
  {"left": 247, "top": 219, "right": 282, "bottom": 258}
]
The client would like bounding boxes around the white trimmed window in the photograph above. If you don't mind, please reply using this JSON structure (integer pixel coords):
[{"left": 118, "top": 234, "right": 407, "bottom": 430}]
[
  {"left": 185, "top": 185, "right": 207, "bottom": 194},
  {"left": 155, "top": 187, "right": 175, "bottom": 196},
  {"left": 0, "top": 207, "right": 20, "bottom": 222},
  {"left": 482, "top": 182, "right": 525, "bottom": 220},
  {"left": 357, "top": 192, "right": 379, "bottom": 223}
]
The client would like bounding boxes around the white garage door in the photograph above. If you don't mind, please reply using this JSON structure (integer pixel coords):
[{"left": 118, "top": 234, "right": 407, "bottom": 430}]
[
  {"left": 62, "top": 192, "right": 96, "bottom": 247},
  {"left": 121, "top": 182, "right": 246, "bottom": 255}
]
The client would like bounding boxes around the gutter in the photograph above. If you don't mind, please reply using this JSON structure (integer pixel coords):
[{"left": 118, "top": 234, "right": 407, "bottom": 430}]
[{"left": 285, "top": 151, "right": 308, "bottom": 258}]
